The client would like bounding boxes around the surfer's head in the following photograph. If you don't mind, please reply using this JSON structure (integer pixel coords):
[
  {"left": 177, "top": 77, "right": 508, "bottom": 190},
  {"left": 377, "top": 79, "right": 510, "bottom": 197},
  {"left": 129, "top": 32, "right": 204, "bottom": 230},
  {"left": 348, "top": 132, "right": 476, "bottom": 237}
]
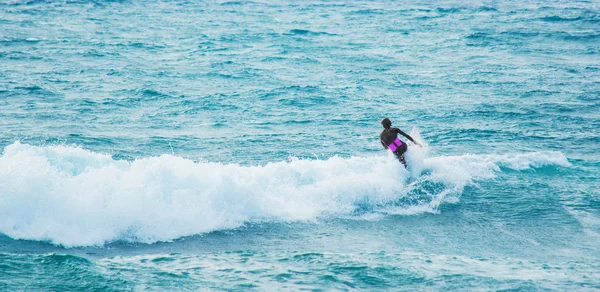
[{"left": 381, "top": 118, "right": 391, "bottom": 129}]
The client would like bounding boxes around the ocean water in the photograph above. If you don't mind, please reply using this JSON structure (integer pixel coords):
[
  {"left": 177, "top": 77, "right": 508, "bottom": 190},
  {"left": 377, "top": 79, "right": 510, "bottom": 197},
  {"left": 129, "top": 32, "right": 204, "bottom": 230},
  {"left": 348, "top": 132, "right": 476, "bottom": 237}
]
[{"left": 1, "top": 0, "right": 599, "bottom": 290}]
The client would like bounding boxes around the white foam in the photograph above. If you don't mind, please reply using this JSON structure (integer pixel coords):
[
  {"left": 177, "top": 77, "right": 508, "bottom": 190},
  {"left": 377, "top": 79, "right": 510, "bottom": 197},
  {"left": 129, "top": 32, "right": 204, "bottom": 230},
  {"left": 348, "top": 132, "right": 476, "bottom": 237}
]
[{"left": 0, "top": 142, "right": 569, "bottom": 246}]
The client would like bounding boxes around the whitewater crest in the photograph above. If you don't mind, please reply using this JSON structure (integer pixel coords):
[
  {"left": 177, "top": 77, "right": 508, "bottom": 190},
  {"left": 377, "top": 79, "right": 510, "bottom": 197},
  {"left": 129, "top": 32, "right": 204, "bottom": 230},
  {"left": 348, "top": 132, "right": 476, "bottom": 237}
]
[{"left": 0, "top": 142, "right": 569, "bottom": 246}]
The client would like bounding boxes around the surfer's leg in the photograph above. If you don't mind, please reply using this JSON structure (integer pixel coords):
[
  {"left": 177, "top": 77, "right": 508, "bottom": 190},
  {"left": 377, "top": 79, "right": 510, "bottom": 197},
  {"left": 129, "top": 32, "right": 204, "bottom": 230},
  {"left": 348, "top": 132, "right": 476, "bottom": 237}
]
[
  {"left": 394, "top": 143, "right": 408, "bottom": 167},
  {"left": 398, "top": 153, "right": 407, "bottom": 167}
]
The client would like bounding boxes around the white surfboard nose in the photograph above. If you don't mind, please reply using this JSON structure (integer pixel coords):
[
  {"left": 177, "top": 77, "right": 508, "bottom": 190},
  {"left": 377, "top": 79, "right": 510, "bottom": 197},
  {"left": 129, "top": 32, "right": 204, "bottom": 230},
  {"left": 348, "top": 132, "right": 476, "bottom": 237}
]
[{"left": 409, "top": 127, "right": 427, "bottom": 147}]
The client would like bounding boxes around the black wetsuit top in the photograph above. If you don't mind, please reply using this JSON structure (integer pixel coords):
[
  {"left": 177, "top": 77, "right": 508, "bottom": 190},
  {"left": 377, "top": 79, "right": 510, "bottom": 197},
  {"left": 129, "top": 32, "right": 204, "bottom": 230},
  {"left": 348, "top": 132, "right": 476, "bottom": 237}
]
[{"left": 380, "top": 127, "right": 415, "bottom": 152}]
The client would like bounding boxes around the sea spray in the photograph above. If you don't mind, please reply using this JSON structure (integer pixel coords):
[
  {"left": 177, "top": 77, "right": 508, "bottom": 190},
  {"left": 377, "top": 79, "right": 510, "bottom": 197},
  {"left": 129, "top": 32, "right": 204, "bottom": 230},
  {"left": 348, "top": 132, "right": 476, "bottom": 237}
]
[{"left": 0, "top": 142, "right": 569, "bottom": 246}]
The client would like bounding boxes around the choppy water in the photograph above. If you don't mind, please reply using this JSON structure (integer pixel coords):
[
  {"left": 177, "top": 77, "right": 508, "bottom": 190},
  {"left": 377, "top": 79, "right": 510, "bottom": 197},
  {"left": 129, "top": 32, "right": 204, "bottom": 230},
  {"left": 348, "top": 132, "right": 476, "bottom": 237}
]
[{"left": 1, "top": 0, "right": 599, "bottom": 290}]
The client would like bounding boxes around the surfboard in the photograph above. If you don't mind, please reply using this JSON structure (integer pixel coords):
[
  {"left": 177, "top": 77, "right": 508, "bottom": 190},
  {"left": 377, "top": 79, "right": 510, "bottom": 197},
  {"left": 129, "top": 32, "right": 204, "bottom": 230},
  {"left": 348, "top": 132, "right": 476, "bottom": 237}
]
[
  {"left": 406, "top": 127, "right": 428, "bottom": 179},
  {"left": 409, "top": 127, "right": 427, "bottom": 147}
]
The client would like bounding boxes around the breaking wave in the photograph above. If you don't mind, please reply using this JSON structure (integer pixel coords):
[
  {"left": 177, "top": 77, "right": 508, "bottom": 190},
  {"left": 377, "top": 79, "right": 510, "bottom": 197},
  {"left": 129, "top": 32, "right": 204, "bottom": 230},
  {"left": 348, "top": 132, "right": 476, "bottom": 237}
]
[{"left": 0, "top": 142, "right": 569, "bottom": 246}]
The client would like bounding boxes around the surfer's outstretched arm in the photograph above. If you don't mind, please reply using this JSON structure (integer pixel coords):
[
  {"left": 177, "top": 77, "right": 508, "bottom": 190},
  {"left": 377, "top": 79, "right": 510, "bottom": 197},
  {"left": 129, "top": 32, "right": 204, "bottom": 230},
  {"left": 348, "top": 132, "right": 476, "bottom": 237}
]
[
  {"left": 394, "top": 128, "right": 422, "bottom": 147},
  {"left": 392, "top": 128, "right": 415, "bottom": 144}
]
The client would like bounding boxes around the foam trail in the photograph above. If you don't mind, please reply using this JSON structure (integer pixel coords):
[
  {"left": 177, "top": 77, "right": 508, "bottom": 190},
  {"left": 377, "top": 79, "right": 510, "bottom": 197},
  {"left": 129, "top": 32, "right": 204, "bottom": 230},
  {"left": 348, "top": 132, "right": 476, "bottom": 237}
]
[{"left": 0, "top": 142, "right": 569, "bottom": 246}]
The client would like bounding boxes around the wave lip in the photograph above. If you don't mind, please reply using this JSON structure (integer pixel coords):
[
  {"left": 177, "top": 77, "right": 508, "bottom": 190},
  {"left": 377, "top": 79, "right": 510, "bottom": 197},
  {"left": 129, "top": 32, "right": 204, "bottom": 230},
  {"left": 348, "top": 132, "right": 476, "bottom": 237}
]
[{"left": 0, "top": 142, "right": 569, "bottom": 247}]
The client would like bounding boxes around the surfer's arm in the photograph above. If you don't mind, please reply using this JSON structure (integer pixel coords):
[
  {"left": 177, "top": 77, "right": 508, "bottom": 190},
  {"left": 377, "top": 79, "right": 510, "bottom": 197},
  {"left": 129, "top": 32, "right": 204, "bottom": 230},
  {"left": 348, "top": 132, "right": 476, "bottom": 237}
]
[
  {"left": 380, "top": 138, "right": 387, "bottom": 149},
  {"left": 396, "top": 129, "right": 422, "bottom": 146}
]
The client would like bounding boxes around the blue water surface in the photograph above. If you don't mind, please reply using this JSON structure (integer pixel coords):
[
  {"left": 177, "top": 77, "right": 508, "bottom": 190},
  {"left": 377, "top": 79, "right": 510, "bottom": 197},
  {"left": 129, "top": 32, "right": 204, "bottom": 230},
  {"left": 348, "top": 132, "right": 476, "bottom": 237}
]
[{"left": 1, "top": 0, "right": 599, "bottom": 290}]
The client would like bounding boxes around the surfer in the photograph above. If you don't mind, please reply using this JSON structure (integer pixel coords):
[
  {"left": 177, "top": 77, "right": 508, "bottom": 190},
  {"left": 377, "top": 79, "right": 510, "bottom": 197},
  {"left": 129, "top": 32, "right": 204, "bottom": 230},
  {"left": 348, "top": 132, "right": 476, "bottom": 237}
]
[{"left": 380, "top": 118, "right": 421, "bottom": 167}]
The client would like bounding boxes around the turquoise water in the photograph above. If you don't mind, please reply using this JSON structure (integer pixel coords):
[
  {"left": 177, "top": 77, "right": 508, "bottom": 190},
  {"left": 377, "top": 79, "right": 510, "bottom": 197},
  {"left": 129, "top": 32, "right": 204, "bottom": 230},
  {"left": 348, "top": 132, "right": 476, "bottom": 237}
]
[{"left": 1, "top": 0, "right": 599, "bottom": 290}]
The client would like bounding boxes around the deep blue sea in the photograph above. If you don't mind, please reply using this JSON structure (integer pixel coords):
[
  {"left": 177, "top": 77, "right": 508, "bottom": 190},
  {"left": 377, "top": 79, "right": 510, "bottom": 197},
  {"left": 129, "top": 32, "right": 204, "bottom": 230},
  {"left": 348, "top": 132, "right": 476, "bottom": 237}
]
[{"left": 1, "top": 0, "right": 599, "bottom": 290}]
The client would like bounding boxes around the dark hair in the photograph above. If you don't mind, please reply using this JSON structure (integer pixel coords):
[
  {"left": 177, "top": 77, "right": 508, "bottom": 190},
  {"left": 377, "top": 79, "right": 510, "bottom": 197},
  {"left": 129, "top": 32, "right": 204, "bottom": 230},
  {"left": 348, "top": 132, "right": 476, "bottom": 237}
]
[{"left": 381, "top": 118, "right": 391, "bottom": 129}]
